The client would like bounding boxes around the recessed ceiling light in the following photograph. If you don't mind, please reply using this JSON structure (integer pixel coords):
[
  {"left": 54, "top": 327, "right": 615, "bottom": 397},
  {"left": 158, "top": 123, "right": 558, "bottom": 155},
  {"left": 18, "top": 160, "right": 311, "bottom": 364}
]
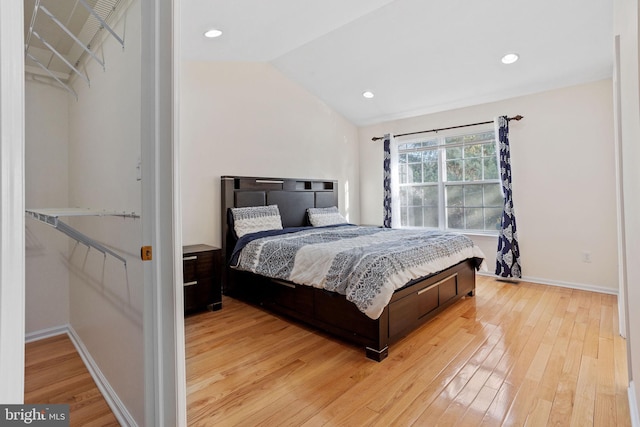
[
  {"left": 362, "top": 91, "right": 375, "bottom": 99},
  {"left": 501, "top": 53, "right": 519, "bottom": 64},
  {"left": 204, "top": 28, "right": 223, "bottom": 38}
]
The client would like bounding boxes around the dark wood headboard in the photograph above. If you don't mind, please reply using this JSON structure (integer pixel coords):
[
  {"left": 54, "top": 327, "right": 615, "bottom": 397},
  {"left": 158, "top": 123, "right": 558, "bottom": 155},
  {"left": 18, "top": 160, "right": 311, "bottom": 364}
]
[{"left": 220, "top": 176, "right": 339, "bottom": 262}]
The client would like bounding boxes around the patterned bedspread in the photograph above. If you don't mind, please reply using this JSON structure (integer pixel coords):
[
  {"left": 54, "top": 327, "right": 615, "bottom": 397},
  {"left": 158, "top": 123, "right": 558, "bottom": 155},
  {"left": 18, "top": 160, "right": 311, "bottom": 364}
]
[{"left": 231, "top": 225, "right": 487, "bottom": 319}]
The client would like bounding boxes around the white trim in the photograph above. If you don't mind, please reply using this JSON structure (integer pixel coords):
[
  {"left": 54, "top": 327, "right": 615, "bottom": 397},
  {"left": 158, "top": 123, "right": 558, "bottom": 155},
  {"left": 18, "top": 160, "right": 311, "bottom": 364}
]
[
  {"left": 25, "top": 326, "right": 136, "bottom": 426},
  {"left": 477, "top": 271, "right": 618, "bottom": 295},
  {"left": 25, "top": 325, "right": 68, "bottom": 343},
  {"left": 613, "top": 35, "right": 628, "bottom": 339},
  {"left": 629, "top": 381, "right": 640, "bottom": 427},
  {"left": 172, "top": 1, "right": 187, "bottom": 424},
  {"left": 0, "top": 0, "right": 26, "bottom": 405},
  {"left": 141, "top": 0, "right": 185, "bottom": 425},
  {"left": 67, "top": 327, "right": 137, "bottom": 426}
]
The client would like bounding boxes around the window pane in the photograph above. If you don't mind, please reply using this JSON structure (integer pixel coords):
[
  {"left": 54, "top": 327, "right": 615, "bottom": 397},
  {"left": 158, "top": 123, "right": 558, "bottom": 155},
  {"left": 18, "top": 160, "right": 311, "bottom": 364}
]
[
  {"left": 465, "top": 208, "right": 484, "bottom": 229},
  {"left": 409, "top": 186, "right": 423, "bottom": 205},
  {"left": 446, "top": 160, "right": 463, "bottom": 181},
  {"left": 408, "top": 163, "right": 422, "bottom": 183},
  {"left": 445, "top": 135, "right": 464, "bottom": 145},
  {"left": 484, "top": 184, "right": 503, "bottom": 206},
  {"left": 423, "top": 161, "right": 438, "bottom": 182},
  {"left": 421, "top": 186, "right": 439, "bottom": 206},
  {"left": 399, "top": 153, "right": 408, "bottom": 164},
  {"left": 399, "top": 164, "right": 408, "bottom": 184},
  {"left": 464, "top": 158, "right": 482, "bottom": 181},
  {"left": 464, "top": 185, "right": 483, "bottom": 206},
  {"left": 446, "top": 186, "right": 463, "bottom": 207},
  {"left": 446, "top": 146, "right": 462, "bottom": 159},
  {"left": 477, "top": 131, "right": 495, "bottom": 142},
  {"left": 447, "top": 208, "right": 464, "bottom": 229},
  {"left": 407, "top": 152, "right": 421, "bottom": 163},
  {"left": 423, "top": 149, "right": 438, "bottom": 162},
  {"left": 399, "top": 187, "right": 408, "bottom": 205},
  {"left": 407, "top": 207, "right": 423, "bottom": 227},
  {"left": 424, "top": 139, "right": 438, "bottom": 147},
  {"left": 464, "top": 144, "right": 482, "bottom": 158},
  {"left": 483, "top": 143, "right": 496, "bottom": 157},
  {"left": 483, "top": 156, "right": 499, "bottom": 179},
  {"left": 485, "top": 207, "right": 502, "bottom": 231},
  {"left": 423, "top": 207, "right": 438, "bottom": 227}
]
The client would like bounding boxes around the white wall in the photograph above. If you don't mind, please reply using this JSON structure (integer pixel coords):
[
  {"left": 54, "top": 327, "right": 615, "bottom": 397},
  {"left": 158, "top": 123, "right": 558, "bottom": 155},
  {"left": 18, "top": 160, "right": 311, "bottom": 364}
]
[
  {"left": 180, "top": 61, "right": 360, "bottom": 247},
  {"left": 359, "top": 80, "right": 618, "bottom": 293},
  {"left": 614, "top": 0, "right": 640, "bottom": 420},
  {"left": 24, "top": 81, "right": 70, "bottom": 334},
  {"left": 66, "top": 1, "right": 144, "bottom": 424}
]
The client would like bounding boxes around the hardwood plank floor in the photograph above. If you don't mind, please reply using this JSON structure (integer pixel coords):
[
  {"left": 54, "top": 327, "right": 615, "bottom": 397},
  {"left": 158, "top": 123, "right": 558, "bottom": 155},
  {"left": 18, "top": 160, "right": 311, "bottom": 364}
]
[
  {"left": 24, "top": 334, "right": 119, "bottom": 427},
  {"left": 23, "top": 276, "right": 631, "bottom": 426},
  {"left": 186, "top": 276, "right": 632, "bottom": 426}
]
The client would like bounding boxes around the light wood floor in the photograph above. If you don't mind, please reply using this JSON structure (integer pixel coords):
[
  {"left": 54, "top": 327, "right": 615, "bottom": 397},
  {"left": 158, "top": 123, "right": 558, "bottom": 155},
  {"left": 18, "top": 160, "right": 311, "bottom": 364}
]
[
  {"left": 24, "top": 334, "right": 119, "bottom": 426},
  {"left": 186, "top": 276, "right": 632, "bottom": 426},
  {"left": 23, "top": 276, "right": 632, "bottom": 426}
]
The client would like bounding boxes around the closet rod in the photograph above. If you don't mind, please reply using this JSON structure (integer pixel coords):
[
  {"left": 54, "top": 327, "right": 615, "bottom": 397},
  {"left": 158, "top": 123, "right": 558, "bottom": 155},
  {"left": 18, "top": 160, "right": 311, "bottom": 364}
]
[
  {"left": 26, "top": 209, "right": 140, "bottom": 266},
  {"left": 371, "top": 115, "right": 523, "bottom": 141}
]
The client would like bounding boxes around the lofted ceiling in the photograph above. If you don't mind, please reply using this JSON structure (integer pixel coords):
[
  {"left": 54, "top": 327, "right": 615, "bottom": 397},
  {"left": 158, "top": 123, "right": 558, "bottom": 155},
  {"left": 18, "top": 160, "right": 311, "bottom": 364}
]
[{"left": 181, "top": 0, "right": 614, "bottom": 126}]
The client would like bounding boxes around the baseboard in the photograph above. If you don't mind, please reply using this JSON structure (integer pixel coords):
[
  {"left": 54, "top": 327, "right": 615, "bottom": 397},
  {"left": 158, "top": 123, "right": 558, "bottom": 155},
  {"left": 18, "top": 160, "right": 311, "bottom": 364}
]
[
  {"left": 26, "top": 326, "right": 137, "bottom": 426},
  {"left": 630, "top": 381, "right": 640, "bottom": 427},
  {"left": 25, "top": 324, "right": 69, "bottom": 343},
  {"left": 477, "top": 271, "right": 618, "bottom": 296}
]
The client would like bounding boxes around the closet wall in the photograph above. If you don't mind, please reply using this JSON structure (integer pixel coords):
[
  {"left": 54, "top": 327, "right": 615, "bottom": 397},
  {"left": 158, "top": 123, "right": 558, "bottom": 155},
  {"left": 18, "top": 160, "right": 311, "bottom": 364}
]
[
  {"left": 24, "top": 1, "right": 145, "bottom": 424},
  {"left": 25, "top": 81, "right": 70, "bottom": 334}
]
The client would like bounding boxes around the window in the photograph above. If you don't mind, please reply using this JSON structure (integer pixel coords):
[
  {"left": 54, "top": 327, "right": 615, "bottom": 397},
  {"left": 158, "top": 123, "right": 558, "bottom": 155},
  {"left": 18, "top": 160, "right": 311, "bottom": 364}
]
[{"left": 396, "top": 129, "right": 502, "bottom": 233}]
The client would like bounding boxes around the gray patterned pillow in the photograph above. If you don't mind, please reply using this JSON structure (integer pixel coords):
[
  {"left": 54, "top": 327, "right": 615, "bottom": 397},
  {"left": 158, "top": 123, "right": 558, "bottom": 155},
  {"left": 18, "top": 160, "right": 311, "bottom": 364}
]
[
  {"left": 307, "top": 206, "right": 348, "bottom": 227},
  {"left": 231, "top": 205, "right": 283, "bottom": 237}
]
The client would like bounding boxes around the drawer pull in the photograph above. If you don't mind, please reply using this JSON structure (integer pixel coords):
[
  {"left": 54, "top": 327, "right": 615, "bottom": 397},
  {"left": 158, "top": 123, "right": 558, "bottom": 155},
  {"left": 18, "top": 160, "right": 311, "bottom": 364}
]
[
  {"left": 417, "top": 273, "right": 457, "bottom": 295},
  {"left": 184, "top": 281, "right": 198, "bottom": 287},
  {"left": 256, "top": 179, "right": 284, "bottom": 184},
  {"left": 183, "top": 255, "right": 197, "bottom": 261},
  {"left": 272, "top": 279, "right": 295, "bottom": 289}
]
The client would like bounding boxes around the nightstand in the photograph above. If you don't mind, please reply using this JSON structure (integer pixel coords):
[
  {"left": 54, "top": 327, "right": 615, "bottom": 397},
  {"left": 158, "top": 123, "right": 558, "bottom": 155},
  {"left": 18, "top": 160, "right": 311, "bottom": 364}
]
[{"left": 182, "top": 244, "right": 222, "bottom": 313}]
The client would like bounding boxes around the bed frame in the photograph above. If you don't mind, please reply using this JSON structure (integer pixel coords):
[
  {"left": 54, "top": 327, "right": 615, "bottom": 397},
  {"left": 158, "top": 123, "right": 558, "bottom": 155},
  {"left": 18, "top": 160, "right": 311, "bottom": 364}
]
[{"left": 221, "top": 175, "right": 478, "bottom": 361}]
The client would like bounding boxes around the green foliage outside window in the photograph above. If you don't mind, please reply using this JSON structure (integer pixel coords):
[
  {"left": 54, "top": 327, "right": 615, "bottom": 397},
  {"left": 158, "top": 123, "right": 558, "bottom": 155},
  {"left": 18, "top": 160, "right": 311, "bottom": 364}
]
[{"left": 397, "top": 130, "right": 502, "bottom": 232}]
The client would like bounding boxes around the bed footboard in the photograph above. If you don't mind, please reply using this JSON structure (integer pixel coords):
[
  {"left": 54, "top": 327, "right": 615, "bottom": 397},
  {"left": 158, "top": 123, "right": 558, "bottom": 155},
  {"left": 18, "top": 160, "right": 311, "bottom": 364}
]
[{"left": 225, "top": 258, "right": 477, "bottom": 361}]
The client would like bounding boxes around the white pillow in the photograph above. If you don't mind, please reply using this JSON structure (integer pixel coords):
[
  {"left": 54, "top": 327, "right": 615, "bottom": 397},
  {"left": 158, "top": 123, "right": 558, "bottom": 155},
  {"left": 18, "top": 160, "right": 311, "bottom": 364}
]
[
  {"left": 231, "top": 205, "right": 283, "bottom": 237},
  {"left": 307, "top": 206, "right": 348, "bottom": 227}
]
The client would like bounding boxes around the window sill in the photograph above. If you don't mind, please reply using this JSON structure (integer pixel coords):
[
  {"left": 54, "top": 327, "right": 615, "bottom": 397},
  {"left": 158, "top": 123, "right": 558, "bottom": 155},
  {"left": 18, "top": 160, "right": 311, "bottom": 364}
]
[{"left": 397, "top": 226, "right": 499, "bottom": 238}]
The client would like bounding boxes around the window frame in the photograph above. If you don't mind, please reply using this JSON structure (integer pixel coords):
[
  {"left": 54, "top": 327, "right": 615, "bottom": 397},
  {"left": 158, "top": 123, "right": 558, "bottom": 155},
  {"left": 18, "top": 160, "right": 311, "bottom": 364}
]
[{"left": 394, "top": 126, "right": 503, "bottom": 235}]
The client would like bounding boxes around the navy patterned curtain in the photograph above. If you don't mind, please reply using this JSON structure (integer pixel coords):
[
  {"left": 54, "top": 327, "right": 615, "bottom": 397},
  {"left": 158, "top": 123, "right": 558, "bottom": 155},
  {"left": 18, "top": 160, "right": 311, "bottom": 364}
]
[
  {"left": 383, "top": 134, "right": 392, "bottom": 228},
  {"left": 495, "top": 116, "right": 522, "bottom": 278}
]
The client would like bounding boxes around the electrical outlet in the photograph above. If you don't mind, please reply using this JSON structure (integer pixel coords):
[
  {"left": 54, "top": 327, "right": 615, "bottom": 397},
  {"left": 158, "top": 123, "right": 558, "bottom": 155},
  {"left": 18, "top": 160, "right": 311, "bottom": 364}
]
[{"left": 582, "top": 251, "right": 592, "bottom": 263}]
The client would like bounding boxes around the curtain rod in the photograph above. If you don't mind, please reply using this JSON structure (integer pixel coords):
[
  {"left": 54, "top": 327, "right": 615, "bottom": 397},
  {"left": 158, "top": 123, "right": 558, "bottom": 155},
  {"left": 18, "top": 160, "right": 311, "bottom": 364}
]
[{"left": 371, "top": 115, "right": 524, "bottom": 141}]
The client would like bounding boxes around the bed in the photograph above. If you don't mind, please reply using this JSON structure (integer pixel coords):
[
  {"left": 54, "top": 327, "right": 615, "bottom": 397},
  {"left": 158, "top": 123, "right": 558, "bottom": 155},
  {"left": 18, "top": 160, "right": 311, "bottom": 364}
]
[{"left": 221, "top": 176, "right": 486, "bottom": 361}]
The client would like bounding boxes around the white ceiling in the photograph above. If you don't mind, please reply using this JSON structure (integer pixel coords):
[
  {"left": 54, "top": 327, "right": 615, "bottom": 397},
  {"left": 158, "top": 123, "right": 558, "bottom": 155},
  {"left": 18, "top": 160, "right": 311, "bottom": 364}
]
[{"left": 182, "top": 0, "right": 613, "bottom": 126}]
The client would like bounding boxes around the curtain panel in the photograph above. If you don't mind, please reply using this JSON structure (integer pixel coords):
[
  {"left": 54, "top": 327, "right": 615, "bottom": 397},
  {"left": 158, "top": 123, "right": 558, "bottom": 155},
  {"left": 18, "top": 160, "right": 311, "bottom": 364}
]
[
  {"left": 495, "top": 116, "right": 522, "bottom": 278},
  {"left": 383, "top": 134, "right": 392, "bottom": 228}
]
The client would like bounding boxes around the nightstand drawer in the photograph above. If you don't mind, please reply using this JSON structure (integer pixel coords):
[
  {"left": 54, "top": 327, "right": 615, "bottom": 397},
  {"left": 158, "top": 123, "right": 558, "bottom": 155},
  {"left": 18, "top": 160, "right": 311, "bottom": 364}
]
[
  {"left": 183, "top": 244, "right": 222, "bottom": 313},
  {"left": 183, "top": 251, "right": 214, "bottom": 283}
]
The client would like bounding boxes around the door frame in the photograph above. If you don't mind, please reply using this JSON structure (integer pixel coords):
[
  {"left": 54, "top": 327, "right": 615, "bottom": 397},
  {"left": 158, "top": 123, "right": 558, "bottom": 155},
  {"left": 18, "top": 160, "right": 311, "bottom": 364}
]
[
  {"left": 0, "top": 0, "right": 26, "bottom": 404},
  {"left": 141, "top": 0, "right": 187, "bottom": 425}
]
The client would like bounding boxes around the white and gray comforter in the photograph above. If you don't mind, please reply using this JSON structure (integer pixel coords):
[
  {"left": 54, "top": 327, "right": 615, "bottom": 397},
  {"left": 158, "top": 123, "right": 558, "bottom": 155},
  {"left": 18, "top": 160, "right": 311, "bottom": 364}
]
[{"left": 231, "top": 225, "right": 487, "bottom": 319}]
